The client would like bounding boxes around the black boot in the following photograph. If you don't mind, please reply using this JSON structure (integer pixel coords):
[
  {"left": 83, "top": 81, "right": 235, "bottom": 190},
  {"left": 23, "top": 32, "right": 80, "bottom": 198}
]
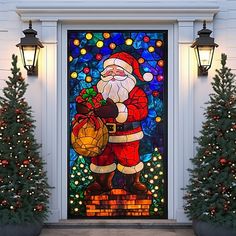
[
  {"left": 125, "top": 172, "right": 148, "bottom": 194},
  {"left": 86, "top": 171, "right": 114, "bottom": 195}
]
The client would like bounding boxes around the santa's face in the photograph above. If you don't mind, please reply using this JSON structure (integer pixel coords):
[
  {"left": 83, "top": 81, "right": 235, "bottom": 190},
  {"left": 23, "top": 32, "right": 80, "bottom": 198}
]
[{"left": 97, "top": 65, "right": 136, "bottom": 103}]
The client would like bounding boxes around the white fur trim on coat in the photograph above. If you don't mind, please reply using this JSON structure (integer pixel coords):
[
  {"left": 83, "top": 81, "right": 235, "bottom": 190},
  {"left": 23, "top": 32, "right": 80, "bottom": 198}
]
[
  {"left": 90, "top": 163, "right": 116, "bottom": 174},
  {"left": 115, "top": 103, "right": 128, "bottom": 123},
  {"left": 117, "top": 162, "right": 144, "bottom": 174},
  {"left": 104, "top": 58, "right": 133, "bottom": 73}
]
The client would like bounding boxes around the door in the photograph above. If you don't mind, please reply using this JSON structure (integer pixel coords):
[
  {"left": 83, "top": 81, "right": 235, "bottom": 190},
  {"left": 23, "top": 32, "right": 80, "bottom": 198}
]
[{"left": 67, "top": 30, "right": 168, "bottom": 218}]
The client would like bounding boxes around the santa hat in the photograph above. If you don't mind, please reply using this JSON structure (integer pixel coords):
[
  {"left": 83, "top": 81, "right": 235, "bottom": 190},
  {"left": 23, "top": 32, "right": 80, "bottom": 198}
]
[{"left": 104, "top": 52, "right": 153, "bottom": 82}]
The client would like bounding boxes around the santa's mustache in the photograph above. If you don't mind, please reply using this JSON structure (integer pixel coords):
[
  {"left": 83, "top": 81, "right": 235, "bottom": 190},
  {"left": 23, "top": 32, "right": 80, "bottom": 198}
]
[{"left": 101, "top": 75, "right": 128, "bottom": 82}]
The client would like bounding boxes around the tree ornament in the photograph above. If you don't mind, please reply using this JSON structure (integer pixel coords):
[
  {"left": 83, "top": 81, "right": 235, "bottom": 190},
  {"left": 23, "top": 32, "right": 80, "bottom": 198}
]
[
  {"left": 2, "top": 200, "right": 8, "bottom": 206},
  {"left": 22, "top": 160, "right": 30, "bottom": 165},
  {"left": 219, "top": 157, "right": 227, "bottom": 165},
  {"left": 17, "top": 72, "right": 24, "bottom": 81},
  {"left": 213, "top": 115, "right": 220, "bottom": 120},
  {"left": 15, "top": 109, "right": 22, "bottom": 114},
  {"left": 35, "top": 204, "right": 44, "bottom": 212},
  {"left": 1, "top": 160, "right": 9, "bottom": 166},
  {"left": 210, "top": 208, "right": 216, "bottom": 215}
]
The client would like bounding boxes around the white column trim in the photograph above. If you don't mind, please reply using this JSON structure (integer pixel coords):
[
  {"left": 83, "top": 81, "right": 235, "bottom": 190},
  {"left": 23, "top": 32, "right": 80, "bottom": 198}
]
[
  {"left": 41, "top": 20, "right": 60, "bottom": 222},
  {"left": 174, "top": 20, "right": 195, "bottom": 222}
]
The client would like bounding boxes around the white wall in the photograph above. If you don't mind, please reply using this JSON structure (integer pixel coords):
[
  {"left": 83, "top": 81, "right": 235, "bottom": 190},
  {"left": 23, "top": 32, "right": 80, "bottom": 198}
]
[
  {"left": 0, "top": 0, "right": 42, "bottom": 142},
  {"left": 0, "top": 0, "right": 236, "bottom": 223}
]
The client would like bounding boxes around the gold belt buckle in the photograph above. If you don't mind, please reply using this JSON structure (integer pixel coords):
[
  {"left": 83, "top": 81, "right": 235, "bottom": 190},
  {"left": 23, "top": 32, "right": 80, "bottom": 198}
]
[{"left": 106, "top": 123, "right": 116, "bottom": 134}]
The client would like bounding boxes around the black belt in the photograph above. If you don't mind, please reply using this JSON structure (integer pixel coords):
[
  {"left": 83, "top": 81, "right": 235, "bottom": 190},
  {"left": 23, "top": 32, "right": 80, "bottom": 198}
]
[{"left": 106, "top": 122, "right": 141, "bottom": 133}]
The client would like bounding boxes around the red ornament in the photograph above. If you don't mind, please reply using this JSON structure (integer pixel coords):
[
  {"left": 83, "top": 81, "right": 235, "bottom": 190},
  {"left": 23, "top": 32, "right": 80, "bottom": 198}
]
[
  {"left": 219, "top": 186, "right": 226, "bottom": 193},
  {"left": 23, "top": 160, "right": 30, "bottom": 165},
  {"left": 0, "top": 120, "right": 6, "bottom": 126},
  {"left": 20, "top": 128, "right": 25, "bottom": 133},
  {"left": 204, "top": 150, "right": 211, "bottom": 156},
  {"left": 143, "top": 36, "right": 150, "bottom": 42},
  {"left": 95, "top": 54, "right": 102, "bottom": 60},
  {"left": 27, "top": 122, "right": 32, "bottom": 127},
  {"left": 35, "top": 204, "right": 44, "bottom": 212},
  {"left": 1, "top": 160, "right": 9, "bottom": 166},
  {"left": 16, "top": 201, "right": 22, "bottom": 208},
  {"left": 152, "top": 91, "right": 159, "bottom": 97},
  {"left": 15, "top": 109, "right": 22, "bottom": 114},
  {"left": 224, "top": 203, "right": 229, "bottom": 211},
  {"left": 1, "top": 200, "right": 7, "bottom": 206},
  {"left": 83, "top": 67, "right": 90, "bottom": 74},
  {"left": 210, "top": 208, "right": 216, "bottom": 215},
  {"left": 219, "top": 158, "right": 227, "bottom": 165}
]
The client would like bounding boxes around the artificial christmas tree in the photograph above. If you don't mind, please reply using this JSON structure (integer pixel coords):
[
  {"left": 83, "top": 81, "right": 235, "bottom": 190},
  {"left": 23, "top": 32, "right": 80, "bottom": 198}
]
[
  {"left": 184, "top": 53, "right": 236, "bottom": 235},
  {"left": 0, "top": 55, "right": 49, "bottom": 236}
]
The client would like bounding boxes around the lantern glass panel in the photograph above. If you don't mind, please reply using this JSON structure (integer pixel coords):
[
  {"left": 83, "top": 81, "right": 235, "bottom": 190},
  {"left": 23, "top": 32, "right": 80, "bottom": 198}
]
[
  {"left": 20, "top": 46, "right": 39, "bottom": 71},
  {"left": 197, "top": 46, "right": 214, "bottom": 67}
]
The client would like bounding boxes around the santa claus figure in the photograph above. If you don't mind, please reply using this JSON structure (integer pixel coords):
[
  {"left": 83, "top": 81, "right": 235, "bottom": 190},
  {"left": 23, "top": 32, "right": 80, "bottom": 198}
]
[{"left": 77, "top": 52, "right": 153, "bottom": 194}]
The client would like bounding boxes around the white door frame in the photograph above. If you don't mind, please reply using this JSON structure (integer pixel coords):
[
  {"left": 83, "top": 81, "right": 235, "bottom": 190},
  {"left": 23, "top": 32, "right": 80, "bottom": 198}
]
[{"left": 16, "top": 0, "right": 219, "bottom": 223}]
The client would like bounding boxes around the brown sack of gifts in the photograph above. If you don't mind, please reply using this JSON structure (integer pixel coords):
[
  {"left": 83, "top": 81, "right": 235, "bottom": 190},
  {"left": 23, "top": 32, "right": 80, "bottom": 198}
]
[{"left": 71, "top": 113, "right": 108, "bottom": 157}]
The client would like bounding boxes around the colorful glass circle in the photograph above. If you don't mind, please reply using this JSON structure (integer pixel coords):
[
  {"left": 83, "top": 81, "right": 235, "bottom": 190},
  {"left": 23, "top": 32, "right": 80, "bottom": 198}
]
[
  {"left": 85, "top": 76, "right": 92, "bottom": 83},
  {"left": 155, "top": 116, "right": 162, "bottom": 122},
  {"left": 96, "top": 41, "right": 104, "bottom": 48},
  {"left": 148, "top": 46, "right": 155, "bottom": 52},
  {"left": 71, "top": 72, "right": 78, "bottom": 79},
  {"left": 143, "top": 36, "right": 150, "bottom": 42},
  {"left": 69, "top": 56, "right": 73, "bottom": 62},
  {"left": 156, "top": 40, "right": 163, "bottom": 47},
  {"left": 80, "top": 48, "right": 87, "bottom": 55},
  {"left": 109, "top": 43, "right": 116, "bottom": 49},
  {"left": 158, "top": 60, "right": 164, "bottom": 67},
  {"left": 157, "top": 75, "right": 164, "bottom": 81},
  {"left": 152, "top": 90, "right": 159, "bottom": 97},
  {"left": 73, "top": 39, "right": 80, "bottom": 46},
  {"left": 86, "top": 33, "right": 93, "bottom": 40},
  {"left": 103, "top": 32, "right": 110, "bottom": 39},
  {"left": 138, "top": 58, "right": 145, "bottom": 64},
  {"left": 125, "top": 38, "right": 133, "bottom": 45},
  {"left": 83, "top": 67, "right": 90, "bottom": 74},
  {"left": 96, "top": 54, "right": 102, "bottom": 60}
]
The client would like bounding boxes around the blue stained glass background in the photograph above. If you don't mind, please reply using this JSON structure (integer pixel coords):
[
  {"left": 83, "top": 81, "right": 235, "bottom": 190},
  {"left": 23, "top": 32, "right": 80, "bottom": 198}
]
[{"left": 68, "top": 31, "right": 166, "bottom": 165}]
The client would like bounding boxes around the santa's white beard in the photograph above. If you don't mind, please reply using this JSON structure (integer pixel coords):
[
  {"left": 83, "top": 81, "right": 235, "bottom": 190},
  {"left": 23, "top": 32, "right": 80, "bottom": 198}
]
[{"left": 97, "top": 74, "right": 136, "bottom": 103}]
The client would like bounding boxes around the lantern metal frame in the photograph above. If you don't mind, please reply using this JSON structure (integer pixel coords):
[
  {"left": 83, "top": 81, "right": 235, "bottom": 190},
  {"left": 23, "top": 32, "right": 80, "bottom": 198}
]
[
  {"left": 191, "top": 21, "right": 218, "bottom": 76},
  {"left": 16, "top": 20, "right": 44, "bottom": 76}
]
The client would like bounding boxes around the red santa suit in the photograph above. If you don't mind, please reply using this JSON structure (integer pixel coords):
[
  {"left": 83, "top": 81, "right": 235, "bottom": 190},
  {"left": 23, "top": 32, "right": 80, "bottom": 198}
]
[{"left": 90, "top": 52, "right": 153, "bottom": 175}]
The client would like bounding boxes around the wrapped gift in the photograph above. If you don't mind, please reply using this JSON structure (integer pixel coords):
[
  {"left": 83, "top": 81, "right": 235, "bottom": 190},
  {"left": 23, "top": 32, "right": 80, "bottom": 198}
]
[{"left": 76, "top": 87, "right": 106, "bottom": 109}]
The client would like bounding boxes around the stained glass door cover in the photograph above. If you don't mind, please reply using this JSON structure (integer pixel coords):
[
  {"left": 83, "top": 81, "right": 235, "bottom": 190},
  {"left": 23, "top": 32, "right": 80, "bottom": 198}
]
[{"left": 68, "top": 30, "right": 168, "bottom": 218}]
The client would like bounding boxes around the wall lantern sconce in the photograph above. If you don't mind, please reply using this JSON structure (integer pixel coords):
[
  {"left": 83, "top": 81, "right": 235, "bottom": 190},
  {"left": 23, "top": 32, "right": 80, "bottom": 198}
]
[
  {"left": 16, "top": 20, "right": 43, "bottom": 76},
  {"left": 191, "top": 20, "right": 218, "bottom": 76}
]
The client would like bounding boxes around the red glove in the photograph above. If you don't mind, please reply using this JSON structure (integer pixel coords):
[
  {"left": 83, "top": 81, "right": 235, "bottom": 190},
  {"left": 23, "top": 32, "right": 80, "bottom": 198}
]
[{"left": 94, "top": 98, "right": 118, "bottom": 118}]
